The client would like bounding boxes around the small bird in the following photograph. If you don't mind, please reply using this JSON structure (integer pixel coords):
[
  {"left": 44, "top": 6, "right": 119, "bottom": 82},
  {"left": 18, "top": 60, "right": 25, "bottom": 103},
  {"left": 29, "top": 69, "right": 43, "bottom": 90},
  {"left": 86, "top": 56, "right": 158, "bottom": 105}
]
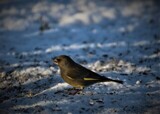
[{"left": 52, "top": 55, "right": 123, "bottom": 89}]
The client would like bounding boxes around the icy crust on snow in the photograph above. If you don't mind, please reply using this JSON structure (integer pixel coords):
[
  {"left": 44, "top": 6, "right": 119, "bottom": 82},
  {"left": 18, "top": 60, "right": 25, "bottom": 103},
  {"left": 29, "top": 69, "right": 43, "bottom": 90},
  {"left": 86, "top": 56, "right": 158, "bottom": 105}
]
[{"left": 0, "top": 0, "right": 160, "bottom": 114}]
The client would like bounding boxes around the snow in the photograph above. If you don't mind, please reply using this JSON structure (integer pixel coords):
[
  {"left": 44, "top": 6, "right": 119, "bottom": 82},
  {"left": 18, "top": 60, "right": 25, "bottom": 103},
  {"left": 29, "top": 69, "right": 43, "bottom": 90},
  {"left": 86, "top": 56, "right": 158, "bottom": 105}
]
[{"left": 0, "top": 0, "right": 160, "bottom": 114}]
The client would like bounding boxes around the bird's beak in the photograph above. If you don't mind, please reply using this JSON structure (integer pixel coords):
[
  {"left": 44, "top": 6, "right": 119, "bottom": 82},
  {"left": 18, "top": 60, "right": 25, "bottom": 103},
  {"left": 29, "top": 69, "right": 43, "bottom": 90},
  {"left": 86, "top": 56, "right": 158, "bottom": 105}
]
[{"left": 52, "top": 57, "right": 58, "bottom": 64}]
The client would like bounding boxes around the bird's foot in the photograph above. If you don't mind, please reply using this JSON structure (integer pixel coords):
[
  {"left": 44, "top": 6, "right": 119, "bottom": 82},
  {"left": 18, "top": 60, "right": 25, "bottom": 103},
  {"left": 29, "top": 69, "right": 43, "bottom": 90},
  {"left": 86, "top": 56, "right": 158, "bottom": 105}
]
[{"left": 66, "top": 88, "right": 83, "bottom": 95}]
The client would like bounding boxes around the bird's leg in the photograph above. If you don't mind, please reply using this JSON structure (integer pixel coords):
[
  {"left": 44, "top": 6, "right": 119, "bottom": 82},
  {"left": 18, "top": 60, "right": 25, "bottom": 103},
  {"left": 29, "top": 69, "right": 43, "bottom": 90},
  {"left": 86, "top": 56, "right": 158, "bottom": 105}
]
[
  {"left": 67, "top": 87, "right": 84, "bottom": 95},
  {"left": 67, "top": 87, "right": 76, "bottom": 91},
  {"left": 68, "top": 89, "right": 82, "bottom": 95}
]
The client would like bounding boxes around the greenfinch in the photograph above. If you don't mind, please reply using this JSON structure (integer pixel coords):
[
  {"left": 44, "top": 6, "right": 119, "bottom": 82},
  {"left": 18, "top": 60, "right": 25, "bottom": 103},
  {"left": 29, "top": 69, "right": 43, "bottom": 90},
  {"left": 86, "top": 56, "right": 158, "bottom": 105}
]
[{"left": 52, "top": 55, "right": 123, "bottom": 89}]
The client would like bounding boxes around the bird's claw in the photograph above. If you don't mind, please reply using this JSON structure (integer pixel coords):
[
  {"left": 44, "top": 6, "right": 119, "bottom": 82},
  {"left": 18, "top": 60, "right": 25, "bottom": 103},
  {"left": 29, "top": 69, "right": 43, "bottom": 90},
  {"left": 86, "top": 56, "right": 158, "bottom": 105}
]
[{"left": 66, "top": 88, "right": 83, "bottom": 95}]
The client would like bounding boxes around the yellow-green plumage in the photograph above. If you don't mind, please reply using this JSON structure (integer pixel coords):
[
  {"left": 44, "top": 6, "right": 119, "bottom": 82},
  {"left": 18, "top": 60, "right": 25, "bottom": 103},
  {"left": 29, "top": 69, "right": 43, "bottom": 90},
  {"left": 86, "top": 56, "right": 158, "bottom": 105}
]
[{"left": 52, "top": 55, "right": 123, "bottom": 89}]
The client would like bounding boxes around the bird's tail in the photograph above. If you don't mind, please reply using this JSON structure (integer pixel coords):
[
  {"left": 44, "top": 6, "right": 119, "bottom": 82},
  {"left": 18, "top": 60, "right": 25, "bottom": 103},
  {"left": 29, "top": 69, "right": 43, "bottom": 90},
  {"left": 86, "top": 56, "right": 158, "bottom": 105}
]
[{"left": 105, "top": 78, "right": 123, "bottom": 84}]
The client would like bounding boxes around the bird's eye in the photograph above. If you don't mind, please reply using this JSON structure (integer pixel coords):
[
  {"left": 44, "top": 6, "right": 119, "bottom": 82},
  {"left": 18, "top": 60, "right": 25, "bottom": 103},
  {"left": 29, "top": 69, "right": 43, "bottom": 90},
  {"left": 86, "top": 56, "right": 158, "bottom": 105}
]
[{"left": 57, "top": 58, "right": 61, "bottom": 62}]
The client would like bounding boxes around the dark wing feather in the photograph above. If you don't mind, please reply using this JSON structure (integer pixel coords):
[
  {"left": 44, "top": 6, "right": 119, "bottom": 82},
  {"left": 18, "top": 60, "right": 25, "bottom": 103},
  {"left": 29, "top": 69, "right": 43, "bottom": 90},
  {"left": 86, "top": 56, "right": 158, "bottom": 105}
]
[{"left": 66, "top": 63, "right": 105, "bottom": 81}]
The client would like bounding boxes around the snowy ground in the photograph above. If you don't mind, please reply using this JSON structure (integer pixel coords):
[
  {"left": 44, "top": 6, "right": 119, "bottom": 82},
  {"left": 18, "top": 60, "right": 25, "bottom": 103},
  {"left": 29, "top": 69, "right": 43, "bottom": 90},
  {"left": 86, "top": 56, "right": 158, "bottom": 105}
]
[{"left": 0, "top": 0, "right": 160, "bottom": 114}]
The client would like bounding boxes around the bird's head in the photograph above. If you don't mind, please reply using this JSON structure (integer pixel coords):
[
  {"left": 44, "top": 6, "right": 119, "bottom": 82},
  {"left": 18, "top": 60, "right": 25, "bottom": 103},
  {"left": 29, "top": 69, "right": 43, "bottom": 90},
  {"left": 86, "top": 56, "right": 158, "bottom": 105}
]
[{"left": 52, "top": 55, "right": 74, "bottom": 68}]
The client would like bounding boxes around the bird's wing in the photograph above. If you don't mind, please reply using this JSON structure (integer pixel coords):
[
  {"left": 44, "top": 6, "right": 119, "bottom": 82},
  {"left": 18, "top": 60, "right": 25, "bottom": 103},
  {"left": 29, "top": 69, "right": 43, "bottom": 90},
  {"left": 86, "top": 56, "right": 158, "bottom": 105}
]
[{"left": 66, "top": 64, "right": 105, "bottom": 81}]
